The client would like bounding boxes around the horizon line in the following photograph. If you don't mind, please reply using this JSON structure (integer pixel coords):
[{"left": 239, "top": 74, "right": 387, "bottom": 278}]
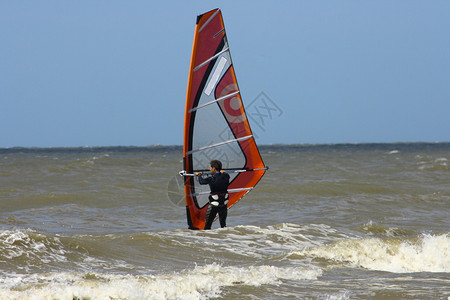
[{"left": 1, "top": 141, "right": 449, "bottom": 151}]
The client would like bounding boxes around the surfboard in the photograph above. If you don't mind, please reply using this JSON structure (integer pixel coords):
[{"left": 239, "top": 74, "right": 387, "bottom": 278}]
[{"left": 180, "top": 8, "right": 268, "bottom": 230}]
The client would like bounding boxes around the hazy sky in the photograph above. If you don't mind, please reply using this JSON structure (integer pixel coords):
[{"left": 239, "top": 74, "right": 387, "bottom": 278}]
[{"left": 1, "top": 1, "right": 449, "bottom": 147}]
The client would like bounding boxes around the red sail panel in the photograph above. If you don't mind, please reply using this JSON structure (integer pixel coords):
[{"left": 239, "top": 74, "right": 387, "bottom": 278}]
[{"left": 183, "top": 9, "right": 267, "bottom": 230}]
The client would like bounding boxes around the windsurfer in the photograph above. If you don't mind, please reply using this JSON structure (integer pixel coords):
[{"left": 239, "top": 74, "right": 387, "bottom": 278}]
[{"left": 195, "top": 160, "right": 230, "bottom": 229}]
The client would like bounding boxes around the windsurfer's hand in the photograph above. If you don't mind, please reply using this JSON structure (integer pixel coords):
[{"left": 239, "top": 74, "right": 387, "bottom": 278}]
[{"left": 195, "top": 172, "right": 202, "bottom": 176}]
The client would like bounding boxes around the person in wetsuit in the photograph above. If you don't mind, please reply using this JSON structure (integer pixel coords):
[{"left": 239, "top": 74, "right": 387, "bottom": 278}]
[{"left": 195, "top": 160, "right": 230, "bottom": 229}]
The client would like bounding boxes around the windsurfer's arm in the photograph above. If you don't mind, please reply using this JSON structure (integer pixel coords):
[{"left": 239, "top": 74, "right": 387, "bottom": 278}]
[{"left": 195, "top": 172, "right": 211, "bottom": 185}]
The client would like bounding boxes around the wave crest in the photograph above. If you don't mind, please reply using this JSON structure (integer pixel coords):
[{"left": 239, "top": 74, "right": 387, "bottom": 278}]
[{"left": 291, "top": 233, "right": 450, "bottom": 273}]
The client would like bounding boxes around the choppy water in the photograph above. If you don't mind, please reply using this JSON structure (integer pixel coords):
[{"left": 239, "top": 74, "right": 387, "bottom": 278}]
[{"left": 0, "top": 143, "right": 449, "bottom": 299}]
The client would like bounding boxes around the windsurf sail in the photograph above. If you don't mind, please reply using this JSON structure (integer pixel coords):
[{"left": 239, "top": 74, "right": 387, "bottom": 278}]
[{"left": 180, "top": 8, "right": 268, "bottom": 230}]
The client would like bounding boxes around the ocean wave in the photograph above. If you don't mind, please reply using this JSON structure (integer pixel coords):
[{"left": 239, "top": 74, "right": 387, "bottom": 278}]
[
  {"left": 0, "top": 229, "right": 137, "bottom": 274},
  {"left": 418, "top": 157, "right": 448, "bottom": 171},
  {"left": 0, "top": 229, "right": 67, "bottom": 272},
  {"left": 289, "top": 233, "right": 450, "bottom": 273},
  {"left": 0, "top": 263, "right": 321, "bottom": 300},
  {"left": 0, "top": 224, "right": 331, "bottom": 274},
  {"left": 359, "top": 221, "right": 414, "bottom": 237}
]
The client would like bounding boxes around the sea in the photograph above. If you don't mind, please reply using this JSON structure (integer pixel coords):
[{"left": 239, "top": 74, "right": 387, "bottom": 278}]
[{"left": 0, "top": 143, "right": 449, "bottom": 299}]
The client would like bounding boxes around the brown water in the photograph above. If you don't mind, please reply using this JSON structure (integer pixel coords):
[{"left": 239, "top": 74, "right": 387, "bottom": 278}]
[{"left": 0, "top": 143, "right": 449, "bottom": 299}]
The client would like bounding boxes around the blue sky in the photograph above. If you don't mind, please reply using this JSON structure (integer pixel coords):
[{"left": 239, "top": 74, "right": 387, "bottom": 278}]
[{"left": 1, "top": 1, "right": 449, "bottom": 147}]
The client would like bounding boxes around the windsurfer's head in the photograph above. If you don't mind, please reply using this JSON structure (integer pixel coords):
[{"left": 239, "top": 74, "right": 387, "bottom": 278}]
[{"left": 210, "top": 160, "right": 222, "bottom": 172}]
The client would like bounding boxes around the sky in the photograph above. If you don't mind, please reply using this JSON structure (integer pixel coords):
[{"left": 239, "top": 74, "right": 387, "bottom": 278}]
[{"left": 1, "top": 1, "right": 449, "bottom": 147}]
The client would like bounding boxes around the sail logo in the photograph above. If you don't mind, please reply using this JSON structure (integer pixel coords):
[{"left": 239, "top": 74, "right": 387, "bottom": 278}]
[{"left": 217, "top": 83, "right": 247, "bottom": 124}]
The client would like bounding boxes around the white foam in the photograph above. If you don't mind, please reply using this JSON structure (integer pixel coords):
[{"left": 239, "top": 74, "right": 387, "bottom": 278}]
[
  {"left": 0, "top": 264, "right": 321, "bottom": 300},
  {"left": 292, "top": 233, "right": 450, "bottom": 273},
  {"left": 322, "top": 291, "right": 351, "bottom": 300}
]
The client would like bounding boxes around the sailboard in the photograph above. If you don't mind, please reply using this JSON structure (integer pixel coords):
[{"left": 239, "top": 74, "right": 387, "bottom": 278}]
[{"left": 180, "top": 8, "right": 268, "bottom": 230}]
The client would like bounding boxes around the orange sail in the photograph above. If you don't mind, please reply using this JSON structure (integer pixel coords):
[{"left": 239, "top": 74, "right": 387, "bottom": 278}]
[{"left": 181, "top": 9, "right": 267, "bottom": 230}]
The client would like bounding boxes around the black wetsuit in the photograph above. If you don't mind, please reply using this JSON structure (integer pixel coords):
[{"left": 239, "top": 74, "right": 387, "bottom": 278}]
[{"left": 198, "top": 172, "right": 230, "bottom": 229}]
